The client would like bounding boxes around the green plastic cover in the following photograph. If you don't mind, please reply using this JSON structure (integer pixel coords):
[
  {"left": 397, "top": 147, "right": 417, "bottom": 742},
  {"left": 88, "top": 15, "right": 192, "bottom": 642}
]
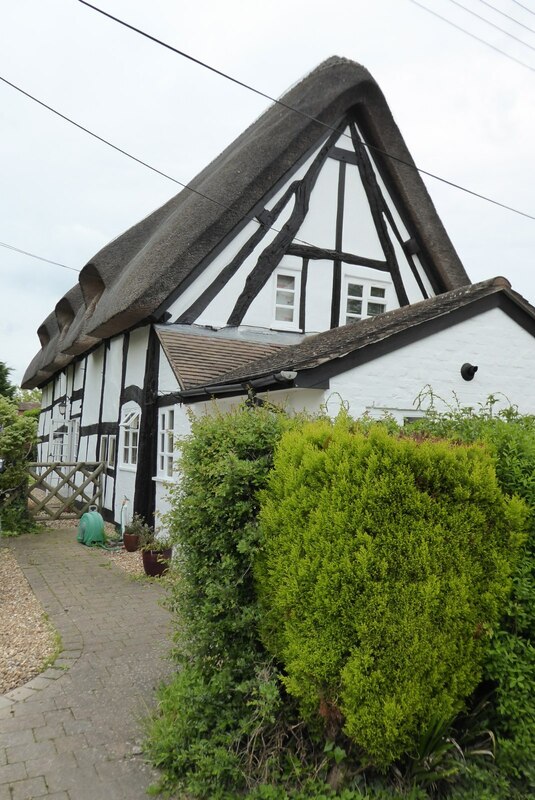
[{"left": 77, "top": 511, "right": 106, "bottom": 547}]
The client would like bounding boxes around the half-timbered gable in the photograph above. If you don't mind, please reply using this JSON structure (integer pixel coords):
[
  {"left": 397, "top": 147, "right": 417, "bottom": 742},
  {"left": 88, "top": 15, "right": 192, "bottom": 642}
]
[{"left": 25, "top": 56, "right": 506, "bottom": 528}]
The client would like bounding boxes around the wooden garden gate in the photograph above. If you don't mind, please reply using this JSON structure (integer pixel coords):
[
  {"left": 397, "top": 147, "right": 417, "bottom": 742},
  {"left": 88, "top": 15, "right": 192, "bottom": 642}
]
[{"left": 27, "top": 461, "right": 106, "bottom": 521}]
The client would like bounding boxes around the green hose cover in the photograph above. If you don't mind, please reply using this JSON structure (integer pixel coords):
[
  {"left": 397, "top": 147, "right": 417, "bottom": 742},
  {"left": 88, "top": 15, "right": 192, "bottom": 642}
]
[{"left": 77, "top": 511, "right": 106, "bottom": 547}]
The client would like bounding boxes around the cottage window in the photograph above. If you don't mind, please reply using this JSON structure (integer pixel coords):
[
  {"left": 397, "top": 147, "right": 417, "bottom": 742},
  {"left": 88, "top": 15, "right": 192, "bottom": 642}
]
[
  {"left": 99, "top": 435, "right": 116, "bottom": 469},
  {"left": 343, "top": 281, "right": 387, "bottom": 324},
  {"left": 158, "top": 409, "right": 175, "bottom": 478},
  {"left": 49, "top": 419, "right": 79, "bottom": 462},
  {"left": 273, "top": 268, "right": 301, "bottom": 329},
  {"left": 50, "top": 421, "right": 68, "bottom": 462},
  {"left": 120, "top": 410, "right": 140, "bottom": 466}
]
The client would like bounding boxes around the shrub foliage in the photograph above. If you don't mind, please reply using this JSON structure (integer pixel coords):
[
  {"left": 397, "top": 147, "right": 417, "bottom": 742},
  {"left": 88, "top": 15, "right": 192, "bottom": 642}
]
[
  {"left": 408, "top": 398, "right": 535, "bottom": 795},
  {"left": 146, "top": 405, "right": 299, "bottom": 798},
  {"left": 255, "top": 418, "right": 525, "bottom": 767},
  {"left": 147, "top": 401, "right": 530, "bottom": 798},
  {"left": 0, "top": 395, "right": 37, "bottom": 534}
]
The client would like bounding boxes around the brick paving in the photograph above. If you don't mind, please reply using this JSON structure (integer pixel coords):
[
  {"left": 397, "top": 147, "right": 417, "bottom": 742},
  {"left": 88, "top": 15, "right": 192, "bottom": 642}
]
[{"left": 0, "top": 528, "right": 174, "bottom": 799}]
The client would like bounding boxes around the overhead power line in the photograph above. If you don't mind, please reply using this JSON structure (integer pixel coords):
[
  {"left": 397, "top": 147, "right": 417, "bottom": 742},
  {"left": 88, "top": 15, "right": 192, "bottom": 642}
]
[
  {"left": 408, "top": 0, "right": 535, "bottom": 74},
  {"left": 511, "top": 0, "right": 535, "bottom": 18},
  {"left": 0, "top": 75, "right": 207, "bottom": 197},
  {"left": 0, "top": 240, "right": 78, "bottom": 271},
  {"left": 445, "top": 0, "right": 535, "bottom": 53},
  {"left": 75, "top": 0, "right": 535, "bottom": 222},
  {"left": 476, "top": 0, "right": 535, "bottom": 35}
]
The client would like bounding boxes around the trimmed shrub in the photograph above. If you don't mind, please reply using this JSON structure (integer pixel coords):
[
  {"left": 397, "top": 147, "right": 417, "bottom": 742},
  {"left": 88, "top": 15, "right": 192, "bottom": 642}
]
[
  {"left": 146, "top": 405, "right": 302, "bottom": 798},
  {"left": 255, "top": 418, "right": 525, "bottom": 768},
  {"left": 408, "top": 401, "right": 535, "bottom": 793},
  {"left": 0, "top": 395, "right": 37, "bottom": 534}
]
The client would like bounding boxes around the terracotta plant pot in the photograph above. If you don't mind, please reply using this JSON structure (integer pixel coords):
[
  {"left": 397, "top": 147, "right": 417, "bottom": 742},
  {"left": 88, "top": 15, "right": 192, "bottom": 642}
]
[
  {"left": 123, "top": 532, "right": 140, "bottom": 552},
  {"left": 142, "top": 548, "right": 172, "bottom": 577}
]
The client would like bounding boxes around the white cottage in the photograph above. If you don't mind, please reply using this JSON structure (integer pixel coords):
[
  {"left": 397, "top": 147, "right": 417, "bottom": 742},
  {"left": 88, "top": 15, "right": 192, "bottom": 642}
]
[{"left": 22, "top": 57, "right": 535, "bottom": 527}]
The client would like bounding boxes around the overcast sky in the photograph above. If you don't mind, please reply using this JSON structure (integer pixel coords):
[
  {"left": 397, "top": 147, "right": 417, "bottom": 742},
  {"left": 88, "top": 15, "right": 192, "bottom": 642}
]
[{"left": 1, "top": 0, "right": 535, "bottom": 386}]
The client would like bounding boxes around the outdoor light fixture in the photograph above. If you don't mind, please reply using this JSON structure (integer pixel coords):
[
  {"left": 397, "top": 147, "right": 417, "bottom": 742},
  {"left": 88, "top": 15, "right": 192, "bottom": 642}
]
[
  {"left": 461, "top": 363, "right": 478, "bottom": 381},
  {"left": 58, "top": 400, "right": 67, "bottom": 416}
]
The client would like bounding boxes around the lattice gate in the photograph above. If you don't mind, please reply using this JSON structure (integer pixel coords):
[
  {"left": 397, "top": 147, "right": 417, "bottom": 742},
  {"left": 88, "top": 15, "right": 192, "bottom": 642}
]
[{"left": 27, "top": 462, "right": 106, "bottom": 521}]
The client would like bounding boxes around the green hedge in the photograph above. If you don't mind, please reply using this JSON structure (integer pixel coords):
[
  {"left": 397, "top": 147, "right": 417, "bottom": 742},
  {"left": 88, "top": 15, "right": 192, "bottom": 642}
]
[
  {"left": 408, "top": 402, "right": 535, "bottom": 794},
  {"left": 146, "top": 405, "right": 299, "bottom": 798},
  {"left": 255, "top": 418, "right": 525, "bottom": 768},
  {"left": 0, "top": 395, "right": 37, "bottom": 534}
]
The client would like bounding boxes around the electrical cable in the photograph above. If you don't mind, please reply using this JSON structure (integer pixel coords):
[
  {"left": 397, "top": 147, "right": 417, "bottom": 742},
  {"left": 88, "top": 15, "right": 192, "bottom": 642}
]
[
  {"left": 74, "top": 0, "right": 535, "bottom": 221},
  {"left": 408, "top": 0, "right": 535, "bottom": 73},
  {"left": 511, "top": 0, "right": 535, "bottom": 18},
  {"left": 476, "top": 0, "right": 535, "bottom": 35},
  {"left": 445, "top": 0, "right": 535, "bottom": 53},
  {"left": 0, "top": 240, "right": 78, "bottom": 271}
]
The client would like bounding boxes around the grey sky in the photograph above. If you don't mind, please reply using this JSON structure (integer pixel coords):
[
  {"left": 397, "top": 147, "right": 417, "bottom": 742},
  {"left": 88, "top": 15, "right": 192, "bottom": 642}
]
[{"left": 1, "top": 0, "right": 534, "bottom": 385}]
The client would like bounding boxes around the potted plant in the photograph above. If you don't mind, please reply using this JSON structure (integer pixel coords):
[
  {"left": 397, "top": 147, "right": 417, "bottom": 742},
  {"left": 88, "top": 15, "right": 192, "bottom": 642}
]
[
  {"left": 138, "top": 524, "right": 173, "bottom": 577},
  {"left": 122, "top": 513, "right": 150, "bottom": 552}
]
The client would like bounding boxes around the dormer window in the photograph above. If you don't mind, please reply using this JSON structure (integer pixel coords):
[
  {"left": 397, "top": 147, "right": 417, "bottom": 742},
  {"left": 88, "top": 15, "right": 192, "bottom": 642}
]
[{"left": 343, "top": 280, "right": 387, "bottom": 325}]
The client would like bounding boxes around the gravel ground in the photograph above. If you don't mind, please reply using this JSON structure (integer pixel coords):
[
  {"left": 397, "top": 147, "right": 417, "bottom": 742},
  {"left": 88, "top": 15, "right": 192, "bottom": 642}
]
[
  {"left": 0, "top": 524, "right": 145, "bottom": 696},
  {"left": 0, "top": 546, "right": 58, "bottom": 695},
  {"left": 89, "top": 546, "right": 145, "bottom": 577}
]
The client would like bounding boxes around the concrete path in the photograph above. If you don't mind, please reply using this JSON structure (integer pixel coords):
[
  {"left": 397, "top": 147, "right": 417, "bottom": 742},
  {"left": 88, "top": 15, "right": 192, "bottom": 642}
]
[{"left": 0, "top": 528, "right": 174, "bottom": 800}]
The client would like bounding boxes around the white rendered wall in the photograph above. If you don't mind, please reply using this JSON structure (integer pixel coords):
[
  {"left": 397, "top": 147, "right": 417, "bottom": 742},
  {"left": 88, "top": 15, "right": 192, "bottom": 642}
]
[
  {"left": 124, "top": 327, "right": 149, "bottom": 388},
  {"left": 328, "top": 308, "right": 535, "bottom": 421},
  {"left": 304, "top": 260, "right": 334, "bottom": 332},
  {"left": 342, "top": 163, "right": 384, "bottom": 259},
  {"left": 81, "top": 346, "right": 104, "bottom": 426},
  {"left": 159, "top": 348, "right": 180, "bottom": 395},
  {"left": 102, "top": 336, "right": 123, "bottom": 421},
  {"left": 72, "top": 359, "right": 85, "bottom": 391},
  {"left": 198, "top": 199, "right": 296, "bottom": 329},
  {"left": 165, "top": 220, "right": 260, "bottom": 322},
  {"left": 294, "top": 158, "right": 340, "bottom": 250},
  {"left": 152, "top": 308, "right": 535, "bottom": 527}
]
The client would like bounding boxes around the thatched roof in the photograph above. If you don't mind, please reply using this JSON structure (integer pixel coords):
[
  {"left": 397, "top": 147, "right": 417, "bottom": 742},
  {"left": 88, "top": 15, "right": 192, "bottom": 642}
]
[{"left": 23, "top": 56, "right": 469, "bottom": 388}]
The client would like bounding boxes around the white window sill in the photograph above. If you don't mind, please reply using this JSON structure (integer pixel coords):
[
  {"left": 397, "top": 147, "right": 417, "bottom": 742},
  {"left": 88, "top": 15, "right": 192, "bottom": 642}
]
[
  {"left": 118, "top": 465, "right": 137, "bottom": 473},
  {"left": 153, "top": 475, "right": 178, "bottom": 484}
]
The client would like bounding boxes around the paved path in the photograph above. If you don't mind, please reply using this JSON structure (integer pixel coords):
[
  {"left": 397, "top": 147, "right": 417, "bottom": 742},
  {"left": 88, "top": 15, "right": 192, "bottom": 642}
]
[{"left": 0, "top": 529, "right": 174, "bottom": 800}]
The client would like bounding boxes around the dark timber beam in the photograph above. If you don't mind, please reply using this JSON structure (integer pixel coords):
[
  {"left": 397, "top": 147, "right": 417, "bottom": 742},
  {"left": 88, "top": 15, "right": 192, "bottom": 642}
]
[
  {"left": 176, "top": 181, "right": 300, "bottom": 325},
  {"left": 350, "top": 123, "right": 409, "bottom": 308},
  {"left": 133, "top": 328, "right": 159, "bottom": 524},
  {"left": 227, "top": 125, "right": 344, "bottom": 327},
  {"left": 330, "top": 160, "right": 346, "bottom": 329},
  {"left": 286, "top": 243, "right": 389, "bottom": 271}
]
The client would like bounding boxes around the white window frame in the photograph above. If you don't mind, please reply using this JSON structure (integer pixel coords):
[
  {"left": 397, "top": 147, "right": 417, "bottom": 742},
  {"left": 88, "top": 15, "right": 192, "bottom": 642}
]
[
  {"left": 272, "top": 267, "right": 301, "bottom": 330},
  {"left": 99, "top": 435, "right": 117, "bottom": 469},
  {"left": 49, "top": 420, "right": 68, "bottom": 462},
  {"left": 158, "top": 409, "right": 175, "bottom": 478},
  {"left": 49, "top": 418, "right": 79, "bottom": 462},
  {"left": 119, "top": 408, "right": 140, "bottom": 468},
  {"left": 341, "top": 276, "right": 389, "bottom": 326}
]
